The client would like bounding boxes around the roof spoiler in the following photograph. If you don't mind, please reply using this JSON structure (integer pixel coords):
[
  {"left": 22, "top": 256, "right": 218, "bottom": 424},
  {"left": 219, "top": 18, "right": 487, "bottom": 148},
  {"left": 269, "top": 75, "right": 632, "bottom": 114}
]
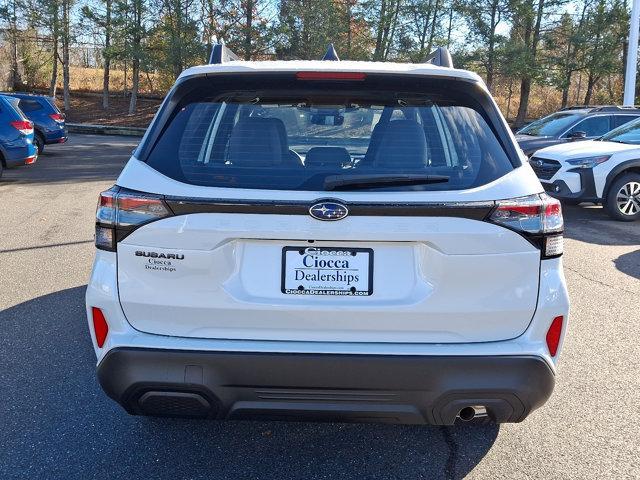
[
  {"left": 209, "top": 43, "right": 239, "bottom": 64},
  {"left": 425, "top": 47, "right": 453, "bottom": 68}
]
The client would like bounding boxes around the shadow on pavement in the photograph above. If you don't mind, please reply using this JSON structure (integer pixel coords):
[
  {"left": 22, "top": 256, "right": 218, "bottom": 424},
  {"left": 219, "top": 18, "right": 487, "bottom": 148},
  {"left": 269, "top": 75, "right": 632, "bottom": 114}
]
[
  {"left": 563, "top": 204, "right": 640, "bottom": 247},
  {"left": 0, "top": 135, "right": 137, "bottom": 186},
  {"left": 614, "top": 249, "right": 640, "bottom": 280},
  {"left": 0, "top": 286, "right": 499, "bottom": 480},
  {"left": 0, "top": 239, "right": 94, "bottom": 254}
]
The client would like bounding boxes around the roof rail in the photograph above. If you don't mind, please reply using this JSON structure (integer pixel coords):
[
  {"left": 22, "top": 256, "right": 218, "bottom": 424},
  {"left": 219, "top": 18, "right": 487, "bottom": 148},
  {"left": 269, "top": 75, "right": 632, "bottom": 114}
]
[
  {"left": 209, "top": 43, "right": 239, "bottom": 64},
  {"left": 322, "top": 44, "right": 340, "bottom": 61},
  {"left": 425, "top": 47, "right": 453, "bottom": 68},
  {"left": 561, "top": 105, "right": 640, "bottom": 112},
  {"left": 591, "top": 105, "right": 640, "bottom": 112},
  {"left": 560, "top": 105, "right": 592, "bottom": 111}
]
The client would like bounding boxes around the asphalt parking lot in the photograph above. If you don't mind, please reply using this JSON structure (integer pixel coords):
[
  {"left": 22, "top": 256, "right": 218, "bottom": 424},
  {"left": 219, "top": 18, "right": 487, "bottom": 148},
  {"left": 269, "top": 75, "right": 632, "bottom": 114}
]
[{"left": 0, "top": 135, "right": 639, "bottom": 480}]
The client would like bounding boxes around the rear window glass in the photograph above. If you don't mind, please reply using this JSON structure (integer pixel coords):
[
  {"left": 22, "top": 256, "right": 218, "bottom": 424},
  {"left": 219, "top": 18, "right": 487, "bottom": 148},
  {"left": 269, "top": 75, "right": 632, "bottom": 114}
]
[
  {"left": 18, "top": 99, "right": 43, "bottom": 112},
  {"left": 602, "top": 118, "right": 640, "bottom": 144},
  {"left": 5, "top": 97, "right": 28, "bottom": 120},
  {"left": 613, "top": 114, "right": 639, "bottom": 128},
  {"left": 145, "top": 75, "right": 514, "bottom": 192},
  {"left": 518, "top": 112, "right": 583, "bottom": 137}
]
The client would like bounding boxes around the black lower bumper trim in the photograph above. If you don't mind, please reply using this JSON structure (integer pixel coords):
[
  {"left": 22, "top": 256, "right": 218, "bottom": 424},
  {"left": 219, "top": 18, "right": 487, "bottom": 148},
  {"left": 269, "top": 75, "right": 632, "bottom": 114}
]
[
  {"left": 5, "top": 157, "right": 28, "bottom": 168},
  {"left": 542, "top": 167, "right": 600, "bottom": 203},
  {"left": 97, "top": 348, "right": 555, "bottom": 425},
  {"left": 46, "top": 136, "right": 68, "bottom": 145}
]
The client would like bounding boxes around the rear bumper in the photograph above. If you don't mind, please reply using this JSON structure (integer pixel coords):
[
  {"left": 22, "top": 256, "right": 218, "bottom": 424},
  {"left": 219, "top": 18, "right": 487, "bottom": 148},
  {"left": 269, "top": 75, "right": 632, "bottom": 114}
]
[
  {"left": 3, "top": 147, "right": 37, "bottom": 167},
  {"left": 97, "top": 348, "right": 555, "bottom": 425},
  {"left": 44, "top": 127, "right": 67, "bottom": 144},
  {"left": 4, "top": 156, "right": 28, "bottom": 168}
]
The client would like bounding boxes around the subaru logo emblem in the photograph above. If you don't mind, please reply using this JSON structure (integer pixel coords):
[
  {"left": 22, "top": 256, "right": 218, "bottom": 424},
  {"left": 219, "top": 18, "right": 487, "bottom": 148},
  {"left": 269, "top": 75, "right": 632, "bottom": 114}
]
[{"left": 309, "top": 201, "right": 349, "bottom": 221}]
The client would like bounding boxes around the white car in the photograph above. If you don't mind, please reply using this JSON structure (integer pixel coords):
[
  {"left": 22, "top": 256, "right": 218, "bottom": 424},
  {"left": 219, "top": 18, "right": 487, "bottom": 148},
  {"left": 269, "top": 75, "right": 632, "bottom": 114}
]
[
  {"left": 530, "top": 118, "right": 640, "bottom": 221},
  {"left": 86, "top": 46, "right": 569, "bottom": 425}
]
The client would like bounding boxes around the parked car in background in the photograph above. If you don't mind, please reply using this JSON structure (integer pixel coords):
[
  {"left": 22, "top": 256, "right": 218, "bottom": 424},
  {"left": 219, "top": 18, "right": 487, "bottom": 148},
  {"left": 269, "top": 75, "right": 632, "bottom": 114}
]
[
  {"left": 0, "top": 92, "right": 67, "bottom": 154},
  {"left": 531, "top": 117, "right": 640, "bottom": 221},
  {"left": 0, "top": 95, "right": 37, "bottom": 178},
  {"left": 515, "top": 106, "right": 640, "bottom": 157},
  {"left": 86, "top": 46, "right": 569, "bottom": 426}
]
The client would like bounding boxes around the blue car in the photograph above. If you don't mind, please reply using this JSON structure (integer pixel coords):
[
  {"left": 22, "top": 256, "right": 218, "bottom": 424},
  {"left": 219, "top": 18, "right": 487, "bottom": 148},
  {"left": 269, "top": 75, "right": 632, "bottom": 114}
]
[
  {"left": 0, "top": 94, "right": 37, "bottom": 178},
  {"left": 0, "top": 92, "right": 67, "bottom": 154}
]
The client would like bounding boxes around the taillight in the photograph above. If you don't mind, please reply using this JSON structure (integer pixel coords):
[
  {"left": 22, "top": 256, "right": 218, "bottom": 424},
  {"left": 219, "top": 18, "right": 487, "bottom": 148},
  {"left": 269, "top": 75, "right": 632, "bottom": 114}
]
[
  {"left": 95, "top": 187, "right": 172, "bottom": 251},
  {"left": 488, "top": 193, "right": 563, "bottom": 258},
  {"left": 91, "top": 307, "right": 109, "bottom": 348},
  {"left": 546, "top": 316, "right": 564, "bottom": 357},
  {"left": 49, "top": 113, "right": 65, "bottom": 123},
  {"left": 10, "top": 120, "right": 34, "bottom": 135}
]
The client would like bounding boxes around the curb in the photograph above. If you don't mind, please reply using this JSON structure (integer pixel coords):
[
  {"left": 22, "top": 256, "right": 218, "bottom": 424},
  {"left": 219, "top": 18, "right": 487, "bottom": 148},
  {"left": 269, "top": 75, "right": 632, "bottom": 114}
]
[{"left": 67, "top": 123, "right": 146, "bottom": 137}]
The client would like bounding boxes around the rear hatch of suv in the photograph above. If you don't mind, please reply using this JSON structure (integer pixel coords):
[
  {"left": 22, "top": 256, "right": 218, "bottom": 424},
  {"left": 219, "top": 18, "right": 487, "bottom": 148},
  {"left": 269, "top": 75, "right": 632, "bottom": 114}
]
[{"left": 102, "top": 70, "right": 547, "bottom": 343}]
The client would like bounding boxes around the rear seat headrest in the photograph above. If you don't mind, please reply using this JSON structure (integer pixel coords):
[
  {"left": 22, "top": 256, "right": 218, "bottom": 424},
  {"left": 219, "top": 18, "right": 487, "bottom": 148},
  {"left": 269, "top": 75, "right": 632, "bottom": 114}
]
[
  {"left": 373, "top": 120, "right": 428, "bottom": 169},
  {"left": 304, "top": 147, "right": 351, "bottom": 168},
  {"left": 227, "top": 117, "right": 286, "bottom": 166}
]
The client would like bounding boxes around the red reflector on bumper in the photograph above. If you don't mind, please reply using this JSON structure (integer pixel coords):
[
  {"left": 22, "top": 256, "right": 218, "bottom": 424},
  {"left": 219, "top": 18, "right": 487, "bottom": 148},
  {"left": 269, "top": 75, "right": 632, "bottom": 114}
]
[
  {"left": 91, "top": 307, "right": 109, "bottom": 348},
  {"left": 546, "top": 316, "right": 564, "bottom": 357},
  {"left": 24, "top": 155, "right": 37, "bottom": 165}
]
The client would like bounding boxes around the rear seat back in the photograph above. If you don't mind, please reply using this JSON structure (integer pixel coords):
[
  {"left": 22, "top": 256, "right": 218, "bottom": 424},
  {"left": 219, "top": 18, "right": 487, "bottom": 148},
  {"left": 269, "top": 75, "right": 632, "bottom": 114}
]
[{"left": 372, "top": 120, "right": 428, "bottom": 169}]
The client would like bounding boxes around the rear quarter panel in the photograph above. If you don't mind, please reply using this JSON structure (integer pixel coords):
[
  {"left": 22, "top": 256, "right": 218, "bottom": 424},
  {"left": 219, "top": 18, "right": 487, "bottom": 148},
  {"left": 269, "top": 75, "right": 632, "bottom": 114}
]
[{"left": 0, "top": 97, "right": 36, "bottom": 164}]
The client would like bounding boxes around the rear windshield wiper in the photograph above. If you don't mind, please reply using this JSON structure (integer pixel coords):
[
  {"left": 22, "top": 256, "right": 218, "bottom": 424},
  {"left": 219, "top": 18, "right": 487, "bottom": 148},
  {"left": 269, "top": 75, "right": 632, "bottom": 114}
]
[{"left": 324, "top": 173, "right": 450, "bottom": 191}]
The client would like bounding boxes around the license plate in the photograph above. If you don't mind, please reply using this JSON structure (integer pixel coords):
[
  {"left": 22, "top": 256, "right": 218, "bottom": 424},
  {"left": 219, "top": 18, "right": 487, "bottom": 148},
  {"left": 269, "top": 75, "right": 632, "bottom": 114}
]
[{"left": 281, "top": 246, "right": 373, "bottom": 296}]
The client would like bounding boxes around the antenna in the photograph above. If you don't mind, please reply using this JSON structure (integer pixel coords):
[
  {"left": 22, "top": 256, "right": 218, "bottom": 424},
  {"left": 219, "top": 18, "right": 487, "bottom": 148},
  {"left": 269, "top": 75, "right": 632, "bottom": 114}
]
[
  {"left": 322, "top": 44, "right": 340, "bottom": 61},
  {"left": 425, "top": 47, "right": 453, "bottom": 68},
  {"left": 209, "top": 43, "right": 240, "bottom": 64}
]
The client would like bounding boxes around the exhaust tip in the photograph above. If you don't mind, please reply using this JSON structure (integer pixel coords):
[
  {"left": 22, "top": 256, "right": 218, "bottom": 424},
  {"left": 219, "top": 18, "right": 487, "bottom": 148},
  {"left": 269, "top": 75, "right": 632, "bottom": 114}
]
[
  {"left": 458, "top": 406, "right": 476, "bottom": 422},
  {"left": 457, "top": 405, "right": 488, "bottom": 422}
]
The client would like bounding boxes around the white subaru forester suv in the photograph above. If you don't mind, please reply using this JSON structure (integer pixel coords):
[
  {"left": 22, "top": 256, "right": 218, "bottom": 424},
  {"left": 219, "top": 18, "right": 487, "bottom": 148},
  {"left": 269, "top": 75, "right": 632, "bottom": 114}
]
[
  {"left": 86, "top": 46, "right": 569, "bottom": 425},
  {"left": 530, "top": 117, "right": 640, "bottom": 221}
]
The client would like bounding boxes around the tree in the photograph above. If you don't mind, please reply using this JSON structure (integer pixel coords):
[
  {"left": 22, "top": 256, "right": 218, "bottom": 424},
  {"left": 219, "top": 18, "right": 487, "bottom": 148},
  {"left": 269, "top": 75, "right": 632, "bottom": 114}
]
[
  {"left": 458, "top": 0, "right": 508, "bottom": 91},
  {"left": 145, "top": 0, "right": 204, "bottom": 87},
  {"left": 0, "top": 0, "right": 635, "bottom": 122},
  {"left": 61, "top": 0, "right": 72, "bottom": 110},
  {"left": 22, "top": 0, "right": 61, "bottom": 95},
  {"left": 580, "top": 0, "right": 627, "bottom": 104},
  {"left": 508, "top": 0, "right": 562, "bottom": 126},
  {"left": 277, "top": 0, "right": 340, "bottom": 59},
  {"left": 365, "top": 0, "right": 404, "bottom": 60},
  {"left": 544, "top": 7, "right": 589, "bottom": 108},
  {"left": 338, "top": 0, "right": 373, "bottom": 60},
  {"left": 82, "top": 0, "right": 113, "bottom": 109},
  {"left": 225, "top": 0, "right": 274, "bottom": 59},
  {"left": 126, "top": 0, "right": 145, "bottom": 113},
  {"left": 104, "top": 0, "right": 112, "bottom": 109},
  {"left": 0, "top": 0, "right": 25, "bottom": 89},
  {"left": 398, "top": 0, "right": 445, "bottom": 62},
  {"left": 47, "top": 1, "right": 60, "bottom": 96}
]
